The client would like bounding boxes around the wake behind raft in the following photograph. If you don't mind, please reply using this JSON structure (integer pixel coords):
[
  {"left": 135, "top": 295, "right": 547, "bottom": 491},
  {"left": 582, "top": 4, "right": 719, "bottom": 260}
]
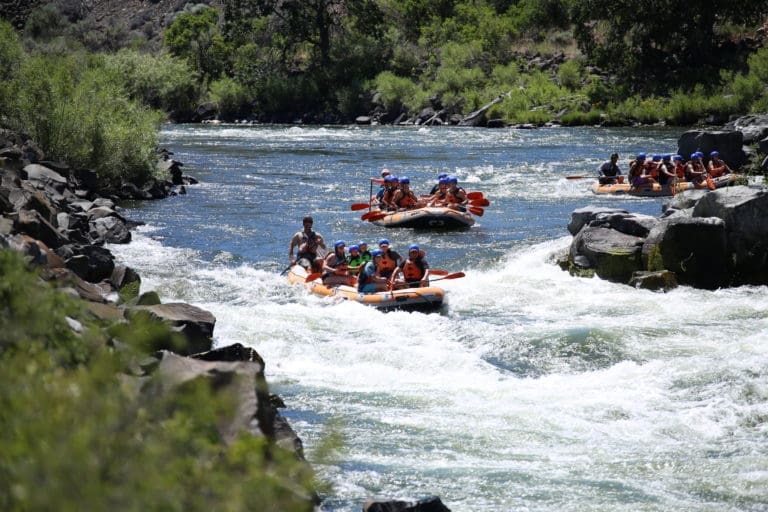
[{"left": 286, "top": 265, "right": 446, "bottom": 313}]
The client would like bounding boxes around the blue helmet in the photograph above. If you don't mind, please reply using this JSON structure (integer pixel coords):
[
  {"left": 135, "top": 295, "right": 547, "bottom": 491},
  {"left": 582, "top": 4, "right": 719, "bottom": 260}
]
[
  {"left": 652, "top": 154, "right": 661, "bottom": 161},
  {"left": 334, "top": 240, "right": 346, "bottom": 248},
  {"left": 349, "top": 244, "right": 360, "bottom": 252},
  {"left": 378, "top": 239, "right": 390, "bottom": 246},
  {"left": 438, "top": 177, "right": 449, "bottom": 185},
  {"left": 358, "top": 241, "right": 368, "bottom": 247},
  {"left": 710, "top": 151, "right": 719, "bottom": 157},
  {"left": 673, "top": 154, "right": 683, "bottom": 161},
  {"left": 408, "top": 244, "right": 419, "bottom": 252},
  {"left": 371, "top": 249, "right": 383, "bottom": 258},
  {"left": 385, "top": 174, "right": 397, "bottom": 182},
  {"left": 636, "top": 153, "right": 646, "bottom": 159},
  {"left": 692, "top": 152, "right": 702, "bottom": 159},
  {"left": 662, "top": 154, "right": 671, "bottom": 160},
  {"left": 447, "top": 176, "right": 458, "bottom": 184},
  {"left": 438, "top": 172, "right": 448, "bottom": 179},
  {"left": 399, "top": 176, "right": 410, "bottom": 184}
]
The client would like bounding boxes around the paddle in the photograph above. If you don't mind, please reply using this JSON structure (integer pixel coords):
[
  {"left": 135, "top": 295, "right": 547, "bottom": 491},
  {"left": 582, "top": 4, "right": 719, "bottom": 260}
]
[
  {"left": 351, "top": 203, "right": 371, "bottom": 211},
  {"left": 470, "top": 198, "right": 490, "bottom": 207},
  {"left": 468, "top": 206, "right": 484, "bottom": 216},
  {"left": 565, "top": 175, "right": 599, "bottom": 180},
  {"left": 361, "top": 210, "right": 384, "bottom": 220},
  {"left": 365, "top": 212, "right": 389, "bottom": 222},
  {"left": 429, "top": 272, "right": 465, "bottom": 282},
  {"left": 426, "top": 269, "right": 449, "bottom": 276},
  {"left": 280, "top": 265, "right": 292, "bottom": 276},
  {"left": 466, "top": 191, "right": 484, "bottom": 200},
  {"left": 305, "top": 272, "right": 323, "bottom": 282}
]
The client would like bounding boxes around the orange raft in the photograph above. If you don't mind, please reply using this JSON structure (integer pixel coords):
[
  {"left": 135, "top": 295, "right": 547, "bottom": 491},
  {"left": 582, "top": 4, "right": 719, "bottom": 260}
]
[
  {"left": 371, "top": 206, "right": 475, "bottom": 229},
  {"left": 590, "top": 174, "right": 744, "bottom": 197},
  {"left": 286, "top": 265, "right": 445, "bottom": 313}
]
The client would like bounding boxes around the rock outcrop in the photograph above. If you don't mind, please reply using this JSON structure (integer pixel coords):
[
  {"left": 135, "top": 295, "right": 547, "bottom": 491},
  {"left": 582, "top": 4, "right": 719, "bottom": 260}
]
[{"left": 564, "top": 186, "right": 768, "bottom": 289}]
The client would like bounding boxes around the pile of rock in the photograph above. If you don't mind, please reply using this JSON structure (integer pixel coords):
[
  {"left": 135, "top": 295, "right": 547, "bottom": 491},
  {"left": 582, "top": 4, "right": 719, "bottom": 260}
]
[{"left": 562, "top": 186, "right": 768, "bottom": 290}]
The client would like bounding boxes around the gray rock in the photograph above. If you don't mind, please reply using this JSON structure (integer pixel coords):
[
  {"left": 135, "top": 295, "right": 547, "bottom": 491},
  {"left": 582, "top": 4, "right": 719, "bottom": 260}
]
[
  {"left": 642, "top": 216, "right": 728, "bottom": 289},
  {"left": 629, "top": 270, "right": 679, "bottom": 291},
  {"left": 570, "top": 225, "right": 644, "bottom": 283},
  {"left": 127, "top": 302, "right": 216, "bottom": 355},
  {"left": 567, "top": 206, "right": 628, "bottom": 235}
]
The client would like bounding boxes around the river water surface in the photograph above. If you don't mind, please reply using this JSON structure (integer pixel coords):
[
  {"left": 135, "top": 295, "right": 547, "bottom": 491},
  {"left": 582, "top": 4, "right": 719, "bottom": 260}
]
[{"left": 110, "top": 125, "right": 768, "bottom": 511}]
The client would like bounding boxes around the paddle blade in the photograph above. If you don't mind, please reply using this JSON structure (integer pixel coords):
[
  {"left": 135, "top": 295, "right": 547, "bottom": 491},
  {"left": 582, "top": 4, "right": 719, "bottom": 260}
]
[
  {"left": 470, "top": 198, "right": 490, "bottom": 207},
  {"left": 366, "top": 212, "right": 389, "bottom": 222},
  {"left": 351, "top": 203, "right": 371, "bottom": 211},
  {"left": 565, "top": 175, "right": 592, "bottom": 180},
  {"left": 305, "top": 272, "right": 323, "bottom": 282},
  {"left": 427, "top": 269, "right": 449, "bottom": 276},
  {"left": 361, "top": 210, "right": 381, "bottom": 220},
  {"left": 468, "top": 206, "right": 484, "bottom": 216},
  {"left": 466, "top": 191, "right": 484, "bottom": 200}
]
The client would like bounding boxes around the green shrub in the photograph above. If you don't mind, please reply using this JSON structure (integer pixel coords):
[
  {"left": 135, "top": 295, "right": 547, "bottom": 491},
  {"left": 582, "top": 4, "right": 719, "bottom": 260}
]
[
  {"left": 373, "top": 71, "right": 418, "bottom": 111},
  {"left": 208, "top": 77, "right": 251, "bottom": 120},
  {"left": 102, "top": 49, "right": 200, "bottom": 118},
  {"left": 559, "top": 109, "right": 602, "bottom": 126},
  {"left": 7, "top": 53, "right": 161, "bottom": 188},
  {"left": 557, "top": 59, "right": 582, "bottom": 91}
]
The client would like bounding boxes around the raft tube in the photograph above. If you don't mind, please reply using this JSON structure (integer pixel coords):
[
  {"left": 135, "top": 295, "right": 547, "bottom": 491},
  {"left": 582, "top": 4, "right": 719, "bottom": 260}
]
[
  {"left": 590, "top": 174, "right": 743, "bottom": 197},
  {"left": 286, "top": 265, "right": 445, "bottom": 313},
  {"left": 371, "top": 206, "right": 475, "bottom": 229}
]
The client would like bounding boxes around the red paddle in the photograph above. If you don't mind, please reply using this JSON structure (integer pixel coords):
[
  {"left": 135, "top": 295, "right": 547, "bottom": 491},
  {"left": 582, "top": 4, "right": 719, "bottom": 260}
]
[
  {"left": 365, "top": 212, "right": 389, "bottom": 222},
  {"left": 466, "top": 191, "right": 484, "bottom": 200},
  {"left": 470, "top": 198, "right": 490, "bottom": 206},
  {"left": 351, "top": 203, "right": 371, "bottom": 211},
  {"left": 468, "top": 206, "right": 484, "bottom": 216}
]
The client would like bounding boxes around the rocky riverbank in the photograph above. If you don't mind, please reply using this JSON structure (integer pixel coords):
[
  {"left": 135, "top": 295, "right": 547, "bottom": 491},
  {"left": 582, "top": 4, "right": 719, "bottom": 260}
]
[{"left": 0, "top": 131, "right": 316, "bottom": 508}]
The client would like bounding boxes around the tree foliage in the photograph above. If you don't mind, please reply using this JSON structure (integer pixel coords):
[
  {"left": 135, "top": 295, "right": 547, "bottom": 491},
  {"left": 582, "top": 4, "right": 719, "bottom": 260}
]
[{"left": 571, "top": 0, "right": 768, "bottom": 91}]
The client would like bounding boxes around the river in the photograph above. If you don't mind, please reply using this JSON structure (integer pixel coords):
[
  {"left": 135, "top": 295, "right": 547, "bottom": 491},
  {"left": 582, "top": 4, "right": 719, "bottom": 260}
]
[{"left": 109, "top": 125, "right": 768, "bottom": 511}]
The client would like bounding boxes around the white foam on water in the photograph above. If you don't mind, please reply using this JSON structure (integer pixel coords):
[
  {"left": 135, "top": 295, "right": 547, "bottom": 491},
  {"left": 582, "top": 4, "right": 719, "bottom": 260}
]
[{"left": 110, "top": 229, "right": 768, "bottom": 510}]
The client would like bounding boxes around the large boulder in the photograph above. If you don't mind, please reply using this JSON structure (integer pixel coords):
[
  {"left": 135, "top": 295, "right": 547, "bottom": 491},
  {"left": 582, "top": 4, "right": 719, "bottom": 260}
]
[
  {"left": 363, "top": 497, "right": 451, "bottom": 512},
  {"left": 570, "top": 225, "right": 644, "bottom": 283},
  {"left": 567, "top": 206, "right": 628, "bottom": 235},
  {"left": 642, "top": 216, "right": 728, "bottom": 289},
  {"left": 691, "top": 186, "right": 768, "bottom": 284},
  {"left": 724, "top": 114, "right": 768, "bottom": 144},
  {"left": 677, "top": 130, "right": 746, "bottom": 169},
  {"left": 127, "top": 302, "right": 216, "bottom": 355}
]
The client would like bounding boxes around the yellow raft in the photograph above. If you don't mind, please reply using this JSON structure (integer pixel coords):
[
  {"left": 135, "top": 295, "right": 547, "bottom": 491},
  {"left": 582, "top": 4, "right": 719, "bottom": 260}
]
[
  {"left": 590, "top": 174, "right": 743, "bottom": 197},
  {"left": 286, "top": 265, "right": 445, "bottom": 313},
  {"left": 371, "top": 206, "right": 475, "bottom": 229}
]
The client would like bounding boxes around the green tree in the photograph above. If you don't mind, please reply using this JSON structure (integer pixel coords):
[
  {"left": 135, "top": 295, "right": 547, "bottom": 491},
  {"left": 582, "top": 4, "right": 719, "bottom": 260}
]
[
  {"left": 572, "top": 0, "right": 768, "bottom": 91},
  {"left": 164, "top": 6, "right": 230, "bottom": 83}
]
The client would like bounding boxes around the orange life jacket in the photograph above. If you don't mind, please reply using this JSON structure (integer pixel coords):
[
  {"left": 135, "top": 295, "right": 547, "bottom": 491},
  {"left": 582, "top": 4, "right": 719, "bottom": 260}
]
[
  {"left": 674, "top": 162, "right": 686, "bottom": 179},
  {"left": 709, "top": 160, "right": 726, "bottom": 178},
  {"left": 397, "top": 190, "right": 418, "bottom": 208}
]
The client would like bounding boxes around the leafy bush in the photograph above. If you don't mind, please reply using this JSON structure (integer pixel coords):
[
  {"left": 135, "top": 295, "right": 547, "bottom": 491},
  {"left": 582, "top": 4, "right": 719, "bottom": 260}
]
[
  {"left": 208, "top": 77, "right": 251, "bottom": 120},
  {"left": 557, "top": 59, "right": 582, "bottom": 91},
  {"left": 559, "top": 109, "right": 602, "bottom": 126},
  {"left": 102, "top": 49, "right": 200, "bottom": 118},
  {"left": 373, "top": 71, "right": 419, "bottom": 112},
  {"left": 6, "top": 52, "right": 161, "bottom": 188}
]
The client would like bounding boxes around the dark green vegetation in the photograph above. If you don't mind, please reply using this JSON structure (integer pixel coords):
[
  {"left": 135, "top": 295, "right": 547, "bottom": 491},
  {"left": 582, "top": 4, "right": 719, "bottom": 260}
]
[
  {"left": 0, "top": 249, "right": 315, "bottom": 511},
  {"left": 4, "top": 1, "right": 768, "bottom": 127}
]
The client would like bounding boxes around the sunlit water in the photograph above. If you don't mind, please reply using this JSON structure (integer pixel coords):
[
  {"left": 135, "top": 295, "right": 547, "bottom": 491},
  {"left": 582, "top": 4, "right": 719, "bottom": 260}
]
[{"left": 110, "top": 125, "right": 768, "bottom": 511}]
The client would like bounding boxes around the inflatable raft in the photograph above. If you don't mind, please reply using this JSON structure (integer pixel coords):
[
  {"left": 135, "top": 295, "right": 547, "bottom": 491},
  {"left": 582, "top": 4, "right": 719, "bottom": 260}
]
[
  {"left": 371, "top": 206, "right": 475, "bottom": 229},
  {"left": 286, "top": 265, "right": 445, "bottom": 313},
  {"left": 590, "top": 174, "right": 743, "bottom": 197}
]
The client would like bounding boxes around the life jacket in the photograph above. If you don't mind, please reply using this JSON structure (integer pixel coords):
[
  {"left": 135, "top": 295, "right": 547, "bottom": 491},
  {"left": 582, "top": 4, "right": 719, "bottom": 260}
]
[
  {"left": 674, "top": 162, "right": 686, "bottom": 179},
  {"left": 402, "top": 258, "right": 425, "bottom": 281},
  {"left": 325, "top": 252, "right": 347, "bottom": 269},
  {"left": 645, "top": 161, "right": 659, "bottom": 179},
  {"left": 709, "top": 160, "right": 725, "bottom": 178},
  {"left": 628, "top": 161, "right": 644, "bottom": 179},
  {"left": 357, "top": 261, "right": 376, "bottom": 290},
  {"left": 690, "top": 161, "right": 706, "bottom": 182},
  {"left": 382, "top": 188, "right": 397, "bottom": 209},
  {"left": 397, "top": 189, "right": 419, "bottom": 208},
  {"left": 379, "top": 250, "right": 398, "bottom": 273},
  {"left": 446, "top": 187, "right": 466, "bottom": 204}
]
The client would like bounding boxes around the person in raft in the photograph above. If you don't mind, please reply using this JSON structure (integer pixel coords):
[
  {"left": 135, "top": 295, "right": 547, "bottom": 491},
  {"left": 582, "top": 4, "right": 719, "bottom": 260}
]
[
  {"left": 597, "top": 153, "right": 624, "bottom": 184},
  {"left": 445, "top": 176, "right": 468, "bottom": 211},
  {"left": 391, "top": 176, "right": 423, "bottom": 210},
  {"left": 428, "top": 172, "right": 449, "bottom": 195},
  {"left": 357, "top": 249, "right": 389, "bottom": 293},
  {"left": 707, "top": 151, "right": 732, "bottom": 178},
  {"left": 322, "top": 240, "right": 355, "bottom": 287},
  {"left": 289, "top": 216, "right": 326, "bottom": 268},
  {"left": 376, "top": 239, "right": 402, "bottom": 279},
  {"left": 389, "top": 244, "right": 430, "bottom": 289}
]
